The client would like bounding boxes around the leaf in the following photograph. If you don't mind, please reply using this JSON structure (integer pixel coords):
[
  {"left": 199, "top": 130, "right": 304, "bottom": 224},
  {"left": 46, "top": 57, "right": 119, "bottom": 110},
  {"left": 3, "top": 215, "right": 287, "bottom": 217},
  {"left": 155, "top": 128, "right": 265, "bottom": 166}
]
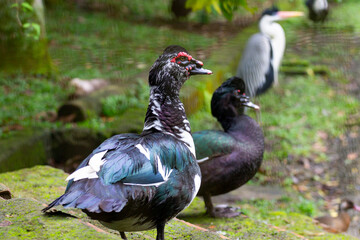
[
  {"left": 32, "top": 23, "right": 41, "bottom": 36},
  {"left": 23, "top": 23, "right": 30, "bottom": 29},
  {"left": 10, "top": 3, "right": 19, "bottom": 8},
  {"left": 21, "top": 2, "right": 33, "bottom": 12},
  {"left": 185, "top": 0, "right": 250, "bottom": 20}
]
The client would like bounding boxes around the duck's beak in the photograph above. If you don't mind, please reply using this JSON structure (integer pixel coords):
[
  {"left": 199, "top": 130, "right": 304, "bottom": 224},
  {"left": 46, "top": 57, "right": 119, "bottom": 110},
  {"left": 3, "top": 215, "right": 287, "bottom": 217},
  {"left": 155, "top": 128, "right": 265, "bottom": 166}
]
[
  {"left": 240, "top": 95, "right": 260, "bottom": 110},
  {"left": 354, "top": 204, "right": 360, "bottom": 212},
  {"left": 244, "top": 101, "right": 260, "bottom": 110},
  {"left": 189, "top": 59, "right": 212, "bottom": 76},
  {"left": 277, "top": 11, "right": 304, "bottom": 19}
]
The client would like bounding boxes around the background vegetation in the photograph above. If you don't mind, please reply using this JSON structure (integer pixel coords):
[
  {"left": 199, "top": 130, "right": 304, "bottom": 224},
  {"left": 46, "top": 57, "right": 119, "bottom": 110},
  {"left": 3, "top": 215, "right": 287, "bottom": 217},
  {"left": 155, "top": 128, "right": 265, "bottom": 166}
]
[{"left": 1, "top": 0, "right": 360, "bottom": 239}]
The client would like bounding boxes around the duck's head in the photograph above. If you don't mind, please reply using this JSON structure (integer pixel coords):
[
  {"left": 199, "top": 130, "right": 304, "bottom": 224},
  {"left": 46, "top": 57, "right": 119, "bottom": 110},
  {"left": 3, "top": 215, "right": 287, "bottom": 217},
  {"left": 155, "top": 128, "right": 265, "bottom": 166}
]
[
  {"left": 149, "top": 45, "right": 212, "bottom": 94},
  {"left": 260, "top": 6, "right": 304, "bottom": 23},
  {"left": 339, "top": 199, "right": 360, "bottom": 212},
  {"left": 211, "top": 77, "right": 259, "bottom": 120}
]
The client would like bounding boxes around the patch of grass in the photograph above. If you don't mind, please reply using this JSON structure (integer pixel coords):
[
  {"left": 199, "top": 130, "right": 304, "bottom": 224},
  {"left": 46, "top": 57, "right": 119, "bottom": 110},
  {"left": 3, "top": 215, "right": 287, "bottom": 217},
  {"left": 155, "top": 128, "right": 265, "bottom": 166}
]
[
  {"left": 102, "top": 79, "right": 149, "bottom": 117},
  {"left": 0, "top": 76, "right": 70, "bottom": 138},
  {"left": 180, "top": 196, "right": 352, "bottom": 239},
  {"left": 330, "top": 0, "right": 360, "bottom": 33},
  {"left": 46, "top": 6, "right": 216, "bottom": 80},
  {"left": 256, "top": 74, "right": 359, "bottom": 159}
]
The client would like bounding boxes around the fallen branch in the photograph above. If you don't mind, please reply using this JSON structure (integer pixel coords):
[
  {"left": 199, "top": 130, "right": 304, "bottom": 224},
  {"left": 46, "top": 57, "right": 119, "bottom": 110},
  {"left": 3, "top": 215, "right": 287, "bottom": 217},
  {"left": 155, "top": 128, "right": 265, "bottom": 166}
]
[{"left": 174, "top": 218, "right": 230, "bottom": 239}]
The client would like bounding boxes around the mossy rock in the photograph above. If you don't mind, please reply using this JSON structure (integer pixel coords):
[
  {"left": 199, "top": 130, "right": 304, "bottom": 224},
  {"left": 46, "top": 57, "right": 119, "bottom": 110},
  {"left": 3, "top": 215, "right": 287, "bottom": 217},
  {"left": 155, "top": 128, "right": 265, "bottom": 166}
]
[
  {"left": 0, "top": 166, "right": 226, "bottom": 239},
  {"left": 0, "top": 129, "right": 50, "bottom": 173},
  {"left": 0, "top": 127, "right": 106, "bottom": 174}
]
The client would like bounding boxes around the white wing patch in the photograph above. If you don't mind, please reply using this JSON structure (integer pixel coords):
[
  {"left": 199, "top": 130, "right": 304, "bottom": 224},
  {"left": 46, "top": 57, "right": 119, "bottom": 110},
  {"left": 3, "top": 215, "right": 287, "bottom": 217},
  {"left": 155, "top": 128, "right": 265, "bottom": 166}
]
[
  {"left": 135, "top": 144, "right": 150, "bottom": 160},
  {"left": 66, "top": 150, "right": 107, "bottom": 181},
  {"left": 185, "top": 174, "right": 202, "bottom": 209},
  {"left": 156, "top": 155, "right": 173, "bottom": 182},
  {"left": 197, "top": 157, "right": 209, "bottom": 163},
  {"left": 193, "top": 174, "right": 201, "bottom": 198},
  {"left": 123, "top": 155, "right": 173, "bottom": 187}
]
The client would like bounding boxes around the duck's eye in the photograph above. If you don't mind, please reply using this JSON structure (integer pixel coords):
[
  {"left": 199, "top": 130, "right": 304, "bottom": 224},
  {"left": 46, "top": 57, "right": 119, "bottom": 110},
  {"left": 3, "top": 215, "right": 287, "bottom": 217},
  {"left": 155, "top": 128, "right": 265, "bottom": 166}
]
[
  {"left": 179, "top": 56, "right": 187, "bottom": 61},
  {"left": 234, "top": 90, "right": 241, "bottom": 96}
]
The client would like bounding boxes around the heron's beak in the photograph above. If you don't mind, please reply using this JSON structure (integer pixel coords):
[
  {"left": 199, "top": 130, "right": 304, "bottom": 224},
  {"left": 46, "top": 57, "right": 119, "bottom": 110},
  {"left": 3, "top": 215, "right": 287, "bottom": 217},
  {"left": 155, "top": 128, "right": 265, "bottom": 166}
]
[
  {"left": 189, "top": 59, "right": 212, "bottom": 76},
  {"left": 277, "top": 11, "right": 304, "bottom": 19}
]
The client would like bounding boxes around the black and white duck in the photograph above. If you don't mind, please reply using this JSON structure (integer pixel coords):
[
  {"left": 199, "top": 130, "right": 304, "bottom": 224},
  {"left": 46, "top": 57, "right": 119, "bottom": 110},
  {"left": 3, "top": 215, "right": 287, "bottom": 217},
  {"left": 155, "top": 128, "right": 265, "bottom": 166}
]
[
  {"left": 43, "top": 45, "right": 212, "bottom": 240},
  {"left": 193, "top": 76, "right": 264, "bottom": 218},
  {"left": 305, "top": 0, "right": 329, "bottom": 23}
]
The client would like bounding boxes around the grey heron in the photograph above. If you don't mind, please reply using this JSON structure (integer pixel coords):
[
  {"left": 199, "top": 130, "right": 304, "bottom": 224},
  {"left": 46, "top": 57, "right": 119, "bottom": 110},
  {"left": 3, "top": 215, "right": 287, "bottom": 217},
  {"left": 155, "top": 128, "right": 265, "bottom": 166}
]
[
  {"left": 305, "top": 0, "right": 329, "bottom": 23},
  {"left": 236, "top": 7, "right": 303, "bottom": 98}
]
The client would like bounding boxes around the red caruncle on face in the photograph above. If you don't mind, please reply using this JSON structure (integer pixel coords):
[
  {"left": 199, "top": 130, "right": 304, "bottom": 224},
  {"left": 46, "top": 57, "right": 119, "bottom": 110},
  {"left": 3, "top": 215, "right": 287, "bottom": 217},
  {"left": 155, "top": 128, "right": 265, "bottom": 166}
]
[{"left": 170, "top": 52, "right": 192, "bottom": 63}]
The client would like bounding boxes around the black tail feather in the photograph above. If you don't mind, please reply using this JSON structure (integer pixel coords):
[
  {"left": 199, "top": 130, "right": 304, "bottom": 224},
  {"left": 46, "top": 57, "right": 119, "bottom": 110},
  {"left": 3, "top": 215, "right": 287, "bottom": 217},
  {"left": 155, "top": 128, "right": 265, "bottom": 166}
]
[{"left": 42, "top": 195, "right": 63, "bottom": 212}]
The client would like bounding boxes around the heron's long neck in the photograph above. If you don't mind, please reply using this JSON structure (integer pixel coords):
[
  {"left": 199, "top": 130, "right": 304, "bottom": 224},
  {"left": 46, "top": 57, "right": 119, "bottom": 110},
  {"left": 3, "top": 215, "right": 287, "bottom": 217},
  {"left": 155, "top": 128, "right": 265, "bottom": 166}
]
[{"left": 260, "top": 21, "right": 285, "bottom": 83}]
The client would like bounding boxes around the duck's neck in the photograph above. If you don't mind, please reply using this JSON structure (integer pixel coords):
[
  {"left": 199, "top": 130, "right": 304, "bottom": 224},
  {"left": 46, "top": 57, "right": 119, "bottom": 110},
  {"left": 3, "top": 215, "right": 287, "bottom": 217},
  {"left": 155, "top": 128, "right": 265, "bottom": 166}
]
[
  {"left": 220, "top": 115, "right": 263, "bottom": 144},
  {"left": 142, "top": 86, "right": 195, "bottom": 157}
]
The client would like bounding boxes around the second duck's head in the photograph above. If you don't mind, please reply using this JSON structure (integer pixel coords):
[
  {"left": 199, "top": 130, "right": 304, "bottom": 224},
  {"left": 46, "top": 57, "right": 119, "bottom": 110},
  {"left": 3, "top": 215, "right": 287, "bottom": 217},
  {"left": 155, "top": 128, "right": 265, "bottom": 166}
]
[{"left": 211, "top": 77, "right": 259, "bottom": 122}]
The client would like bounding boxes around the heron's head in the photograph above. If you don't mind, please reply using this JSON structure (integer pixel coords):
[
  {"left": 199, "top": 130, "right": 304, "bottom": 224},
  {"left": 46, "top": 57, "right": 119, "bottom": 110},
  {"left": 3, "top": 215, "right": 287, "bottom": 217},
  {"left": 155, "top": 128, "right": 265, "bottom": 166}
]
[
  {"left": 211, "top": 77, "right": 259, "bottom": 120},
  {"left": 149, "top": 45, "right": 212, "bottom": 94},
  {"left": 261, "top": 6, "right": 304, "bottom": 23}
]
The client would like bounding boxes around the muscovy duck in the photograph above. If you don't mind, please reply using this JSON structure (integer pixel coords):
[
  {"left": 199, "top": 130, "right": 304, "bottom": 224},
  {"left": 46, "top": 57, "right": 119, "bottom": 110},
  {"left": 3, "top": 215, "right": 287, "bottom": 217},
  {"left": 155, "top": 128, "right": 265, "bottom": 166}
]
[
  {"left": 315, "top": 199, "right": 360, "bottom": 233},
  {"left": 305, "top": 0, "right": 329, "bottom": 23},
  {"left": 42, "top": 45, "right": 212, "bottom": 240},
  {"left": 193, "top": 76, "right": 264, "bottom": 218},
  {"left": 236, "top": 7, "right": 303, "bottom": 97}
]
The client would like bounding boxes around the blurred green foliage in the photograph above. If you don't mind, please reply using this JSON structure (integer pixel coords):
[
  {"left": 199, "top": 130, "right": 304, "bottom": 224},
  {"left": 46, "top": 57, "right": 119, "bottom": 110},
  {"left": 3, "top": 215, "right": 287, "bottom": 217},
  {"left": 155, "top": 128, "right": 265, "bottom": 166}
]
[
  {"left": 186, "top": 0, "right": 251, "bottom": 21},
  {"left": 0, "top": 76, "right": 70, "bottom": 137},
  {"left": 102, "top": 79, "right": 149, "bottom": 117},
  {"left": 46, "top": 4, "right": 216, "bottom": 79}
]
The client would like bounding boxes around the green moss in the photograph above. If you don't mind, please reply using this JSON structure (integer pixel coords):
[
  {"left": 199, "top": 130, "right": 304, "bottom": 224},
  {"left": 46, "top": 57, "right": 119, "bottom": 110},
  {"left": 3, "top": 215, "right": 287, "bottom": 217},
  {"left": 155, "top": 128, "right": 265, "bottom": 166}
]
[
  {"left": 0, "top": 165, "right": 67, "bottom": 203},
  {"left": 0, "top": 166, "right": 227, "bottom": 239},
  {"left": 179, "top": 197, "right": 356, "bottom": 240},
  {"left": 0, "top": 198, "right": 121, "bottom": 240}
]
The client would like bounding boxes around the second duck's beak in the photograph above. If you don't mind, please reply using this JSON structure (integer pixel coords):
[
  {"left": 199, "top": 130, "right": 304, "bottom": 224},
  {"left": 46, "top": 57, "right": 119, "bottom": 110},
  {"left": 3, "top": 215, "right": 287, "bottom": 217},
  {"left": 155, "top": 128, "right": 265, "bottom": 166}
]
[
  {"left": 243, "top": 101, "right": 260, "bottom": 110},
  {"left": 240, "top": 94, "right": 260, "bottom": 110}
]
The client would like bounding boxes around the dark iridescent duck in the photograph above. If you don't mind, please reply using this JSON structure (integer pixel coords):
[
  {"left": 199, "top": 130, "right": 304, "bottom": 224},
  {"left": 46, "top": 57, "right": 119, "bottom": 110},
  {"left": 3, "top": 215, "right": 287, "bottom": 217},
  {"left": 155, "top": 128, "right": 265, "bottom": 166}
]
[
  {"left": 193, "top": 77, "right": 264, "bottom": 218},
  {"left": 42, "top": 45, "right": 212, "bottom": 240},
  {"left": 315, "top": 199, "right": 360, "bottom": 233}
]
